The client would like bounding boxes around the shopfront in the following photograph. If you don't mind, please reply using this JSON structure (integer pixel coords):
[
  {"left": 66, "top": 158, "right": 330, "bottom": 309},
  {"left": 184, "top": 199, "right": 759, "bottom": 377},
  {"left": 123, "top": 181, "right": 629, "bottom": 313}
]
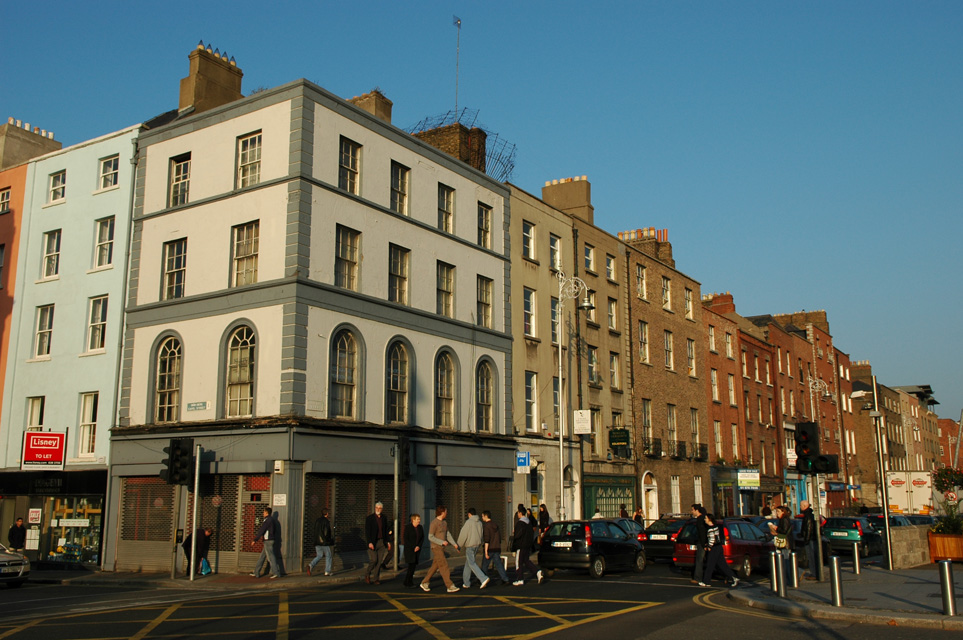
[
  {"left": 0, "top": 470, "right": 106, "bottom": 566},
  {"left": 583, "top": 474, "right": 636, "bottom": 518}
]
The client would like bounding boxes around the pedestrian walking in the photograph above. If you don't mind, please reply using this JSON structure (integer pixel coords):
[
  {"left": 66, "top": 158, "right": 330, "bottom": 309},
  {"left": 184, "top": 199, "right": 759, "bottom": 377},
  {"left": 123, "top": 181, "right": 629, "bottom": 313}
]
[
  {"left": 364, "top": 501, "right": 392, "bottom": 585},
  {"left": 511, "top": 504, "right": 543, "bottom": 586},
  {"left": 251, "top": 508, "right": 282, "bottom": 579},
  {"left": 402, "top": 513, "right": 424, "bottom": 587},
  {"left": 633, "top": 506, "right": 644, "bottom": 527},
  {"left": 689, "top": 504, "right": 708, "bottom": 584},
  {"left": 7, "top": 518, "right": 26, "bottom": 553},
  {"left": 480, "top": 510, "right": 511, "bottom": 585},
  {"left": 182, "top": 527, "right": 213, "bottom": 575},
  {"left": 308, "top": 508, "right": 335, "bottom": 576},
  {"left": 420, "top": 505, "right": 460, "bottom": 593},
  {"left": 699, "top": 513, "right": 738, "bottom": 587},
  {"left": 537, "top": 504, "right": 552, "bottom": 544},
  {"left": 799, "top": 500, "right": 818, "bottom": 580},
  {"left": 457, "top": 508, "right": 489, "bottom": 588}
]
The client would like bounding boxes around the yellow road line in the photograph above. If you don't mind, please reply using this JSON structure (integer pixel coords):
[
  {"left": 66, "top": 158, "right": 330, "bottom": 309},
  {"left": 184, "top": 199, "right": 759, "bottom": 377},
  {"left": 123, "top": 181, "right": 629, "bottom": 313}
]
[
  {"left": 692, "top": 589, "right": 787, "bottom": 621},
  {"left": 0, "top": 619, "right": 41, "bottom": 639},
  {"left": 379, "top": 592, "right": 450, "bottom": 640},
  {"left": 492, "top": 595, "right": 568, "bottom": 625},
  {"left": 130, "top": 602, "right": 182, "bottom": 640},
  {"left": 514, "top": 601, "right": 662, "bottom": 640},
  {"left": 277, "top": 591, "right": 289, "bottom": 640}
]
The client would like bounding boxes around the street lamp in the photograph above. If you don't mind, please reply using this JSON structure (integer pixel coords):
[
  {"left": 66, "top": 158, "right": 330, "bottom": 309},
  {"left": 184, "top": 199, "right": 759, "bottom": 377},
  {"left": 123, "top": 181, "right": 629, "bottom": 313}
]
[
  {"left": 854, "top": 385, "right": 894, "bottom": 571},
  {"left": 556, "top": 271, "right": 593, "bottom": 521}
]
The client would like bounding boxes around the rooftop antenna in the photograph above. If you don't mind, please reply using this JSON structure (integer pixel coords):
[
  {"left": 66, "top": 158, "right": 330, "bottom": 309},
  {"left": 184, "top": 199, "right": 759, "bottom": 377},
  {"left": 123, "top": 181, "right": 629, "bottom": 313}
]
[{"left": 453, "top": 15, "right": 461, "bottom": 113}]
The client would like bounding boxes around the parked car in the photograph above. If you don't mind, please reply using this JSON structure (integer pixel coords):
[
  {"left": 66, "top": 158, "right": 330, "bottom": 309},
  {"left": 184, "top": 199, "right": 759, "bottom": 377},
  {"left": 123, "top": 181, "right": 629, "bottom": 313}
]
[
  {"left": 539, "top": 519, "right": 647, "bottom": 578},
  {"left": 641, "top": 515, "right": 692, "bottom": 561},
  {"left": 673, "top": 518, "right": 775, "bottom": 578},
  {"left": 0, "top": 545, "right": 29, "bottom": 588},
  {"left": 821, "top": 517, "right": 883, "bottom": 557},
  {"left": 865, "top": 514, "right": 913, "bottom": 530},
  {"left": 904, "top": 514, "right": 936, "bottom": 526}
]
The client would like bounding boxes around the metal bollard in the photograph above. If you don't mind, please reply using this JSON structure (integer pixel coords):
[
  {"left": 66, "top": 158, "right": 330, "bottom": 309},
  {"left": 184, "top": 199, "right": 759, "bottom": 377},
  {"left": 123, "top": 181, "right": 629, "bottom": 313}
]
[
  {"left": 769, "top": 551, "right": 780, "bottom": 594},
  {"left": 938, "top": 560, "right": 957, "bottom": 616},
  {"left": 789, "top": 551, "right": 799, "bottom": 588},
  {"left": 851, "top": 542, "right": 861, "bottom": 575},
  {"left": 775, "top": 553, "right": 787, "bottom": 598},
  {"left": 830, "top": 556, "right": 844, "bottom": 607}
]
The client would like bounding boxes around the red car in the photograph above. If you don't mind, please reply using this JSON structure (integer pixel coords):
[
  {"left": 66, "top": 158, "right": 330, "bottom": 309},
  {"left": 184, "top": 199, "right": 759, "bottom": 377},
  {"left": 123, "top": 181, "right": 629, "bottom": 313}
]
[{"left": 672, "top": 518, "right": 775, "bottom": 578}]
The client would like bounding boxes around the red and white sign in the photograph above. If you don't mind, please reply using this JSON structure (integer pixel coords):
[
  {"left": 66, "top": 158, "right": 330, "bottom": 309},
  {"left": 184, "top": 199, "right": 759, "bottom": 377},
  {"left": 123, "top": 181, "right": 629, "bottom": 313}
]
[
  {"left": 21, "top": 431, "right": 67, "bottom": 471},
  {"left": 946, "top": 491, "right": 959, "bottom": 505},
  {"left": 890, "top": 478, "right": 905, "bottom": 487}
]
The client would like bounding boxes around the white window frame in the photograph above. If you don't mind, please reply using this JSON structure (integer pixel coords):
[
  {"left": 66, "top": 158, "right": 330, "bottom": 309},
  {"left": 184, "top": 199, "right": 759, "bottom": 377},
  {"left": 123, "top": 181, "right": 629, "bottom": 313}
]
[
  {"left": 607, "top": 297, "right": 617, "bottom": 330},
  {"left": 339, "top": 136, "right": 361, "bottom": 194},
  {"left": 588, "top": 346, "right": 600, "bottom": 385},
  {"left": 435, "top": 352, "right": 455, "bottom": 428},
  {"left": 549, "top": 234, "right": 561, "bottom": 270},
  {"left": 664, "top": 330, "right": 674, "bottom": 370},
  {"left": 78, "top": 392, "right": 98, "bottom": 457},
  {"left": 226, "top": 326, "right": 256, "bottom": 418},
  {"left": 335, "top": 224, "right": 360, "bottom": 291},
  {"left": 525, "top": 371, "right": 538, "bottom": 432},
  {"left": 232, "top": 220, "right": 259, "bottom": 287},
  {"left": 661, "top": 276, "right": 671, "bottom": 310},
  {"left": 42, "top": 229, "right": 61, "bottom": 279},
  {"left": 388, "top": 244, "right": 409, "bottom": 304},
  {"left": 684, "top": 287, "right": 693, "bottom": 319},
  {"left": 550, "top": 297, "right": 559, "bottom": 344},
  {"left": 94, "top": 217, "right": 114, "bottom": 268},
  {"left": 725, "top": 332, "right": 733, "bottom": 358},
  {"left": 586, "top": 290, "right": 597, "bottom": 323},
  {"left": 155, "top": 336, "right": 181, "bottom": 423},
  {"left": 728, "top": 373, "right": 736, "bottom": 405},
  {"left": 35, "top": 305, "right": 54, "bottom": 357},
  {"left": 27, "top": 396, "right": 44, "bottom": 430},
  {"left": 584, "top": 244, "right": 595, "bottom": 272},
  {"left": 636, "top": 264, "right": 647, "bottom": 298},
  {"left": 387, "top": 342, "right": 409, "bottom": 424},
  {"left": 711, "top": 368, "right": 719, "bottom": 401},
  {"left": 714, "top": 420, "right": 723, "bottom": 458},
  {"left": 169, "top": 154, "right": 190, "bottom": 207},
  {"left": 438, "top": 183, "right": 454, "bottom": 232},
  {"left": 605, "top": 254, "right": 616, "bottom": 280},
  {"left": 477, "top": 202, "right": 492, "bottom": 249},
  {"left": 237, "top": 131, "right": 262, "bottom": 188},
  {"left": 164, "top": 238, "right": 187, "bottom": 300},
  {"left": 86, "top": 295, "right": 108, "bottom": 352},
  {"left": 436, "top": 262, "right": 454, "bottom": 317},
  {"left": 687, "top": 338, "right": 696, "bottom": 376},
  {"left": 476, "top": 276, "right": 493, "bottom": 328},
  {"left": 639, "top": 320, "right": 649, "bottom": 363},
  {"left": 475, "top": 361, "right": 493, "bottom": 432},
  {"left": 523, "top": 287, "right": 536, "bottom": 337},
  {"left": 390, "top": 161, "right": 410, "bottom": 215},
  {"left": 49, "top": 170, "right": 66, "bottom": 203},
  {"left": 522, "top": 220, "right": 536, "bottom": 260},
  {"left": 708, "top": 325, "right": 716, "bottom": 351},
  {"left": 0, "top": 188, "right": 10, "bottom": 214},
  {"left": 99, "top": 155, "right": 119, "bottom": 190},
  {"left": 609, "top": 352, "right": 621, "bottom": 390}
]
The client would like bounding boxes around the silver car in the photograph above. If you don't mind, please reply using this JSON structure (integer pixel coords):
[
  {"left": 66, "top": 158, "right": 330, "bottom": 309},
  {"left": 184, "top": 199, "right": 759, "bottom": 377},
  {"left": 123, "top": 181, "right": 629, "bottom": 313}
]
[{"left": 0, "top": 544, "right": 29, "bottom": 588}]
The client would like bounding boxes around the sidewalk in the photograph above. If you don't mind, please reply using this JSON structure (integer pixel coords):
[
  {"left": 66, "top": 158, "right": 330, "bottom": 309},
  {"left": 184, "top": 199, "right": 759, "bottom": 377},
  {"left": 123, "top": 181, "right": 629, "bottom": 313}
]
[{"left": 728, "top": 561, "right": 963, "bottom": 630}]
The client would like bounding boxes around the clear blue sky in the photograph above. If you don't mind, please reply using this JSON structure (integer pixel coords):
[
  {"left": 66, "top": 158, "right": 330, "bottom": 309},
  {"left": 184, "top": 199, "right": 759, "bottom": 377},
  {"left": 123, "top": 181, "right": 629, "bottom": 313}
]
[{"left": 6, "top": 1, "right": 962, "bottom": 422}]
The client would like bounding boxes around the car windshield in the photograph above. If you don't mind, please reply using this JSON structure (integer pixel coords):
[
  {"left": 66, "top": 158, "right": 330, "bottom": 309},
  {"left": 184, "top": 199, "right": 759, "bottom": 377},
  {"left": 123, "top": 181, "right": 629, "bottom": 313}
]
[
  {"left": 647, "top": 519, "right": 687, "bottom": 532},
  {"left": 825, "top": 519, "right": 858, "bottom": 530}
]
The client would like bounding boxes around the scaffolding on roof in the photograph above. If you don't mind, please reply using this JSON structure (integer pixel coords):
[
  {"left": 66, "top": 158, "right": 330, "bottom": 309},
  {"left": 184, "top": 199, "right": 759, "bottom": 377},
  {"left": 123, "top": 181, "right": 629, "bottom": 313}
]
[{"left": 406, "top": 108, "right": 516, "bottom": 183}]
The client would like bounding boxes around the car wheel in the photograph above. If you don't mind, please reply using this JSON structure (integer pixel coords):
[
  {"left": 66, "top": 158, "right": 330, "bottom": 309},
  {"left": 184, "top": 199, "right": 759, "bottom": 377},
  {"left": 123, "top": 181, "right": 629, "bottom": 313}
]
[
  {"left": 589, "top": 556, "right": 605, "bottom": 579},
  {"left": 6, "top": 580, "right": 24, "bottom": 589},
  {"left": 633, "top": 552, "right": 647, "bottom": 573},
  {"left": 543, "top": 568, "right": 555, "bottom": 578},
  {"left": 738, "top": 555, "right": 752, "bottom": 578}
]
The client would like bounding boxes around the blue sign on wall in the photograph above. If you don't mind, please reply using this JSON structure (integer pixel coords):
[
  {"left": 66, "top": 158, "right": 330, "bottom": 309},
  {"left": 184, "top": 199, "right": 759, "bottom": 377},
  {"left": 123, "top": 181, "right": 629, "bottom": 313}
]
[{"left": 516, "top": 451, "right": 530, "bottom": 473}]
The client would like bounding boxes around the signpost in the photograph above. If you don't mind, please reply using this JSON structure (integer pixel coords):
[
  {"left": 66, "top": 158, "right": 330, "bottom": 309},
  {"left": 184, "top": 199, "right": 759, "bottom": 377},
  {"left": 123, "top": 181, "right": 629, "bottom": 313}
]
[
  {"left": 21, "top": 432, "right": 67, "bottom": 471},
  {"left": 516, "top": 451, "right": 531, "bottom": 474}
]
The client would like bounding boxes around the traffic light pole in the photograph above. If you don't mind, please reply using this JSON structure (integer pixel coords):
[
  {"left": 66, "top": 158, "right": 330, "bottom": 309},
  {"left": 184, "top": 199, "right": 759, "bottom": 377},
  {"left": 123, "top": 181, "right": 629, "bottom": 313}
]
[
  {"left": 393, "top": 442, "right": 399, "bottom": 572},
  {"left": 812, "top": 473, "right": 824, "bottom": 581},
  {"left": 190, "top": 444, "right": 201, "bottom": 582},
  {"left": 170, "top": 487, "right": 182, "bottom": 580}
]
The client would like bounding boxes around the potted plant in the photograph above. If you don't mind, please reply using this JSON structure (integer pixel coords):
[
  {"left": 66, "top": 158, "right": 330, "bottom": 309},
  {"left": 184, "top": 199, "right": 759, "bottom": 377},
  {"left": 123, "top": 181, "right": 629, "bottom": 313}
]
[{"left": 928, "top": 467, "right": 963, "bottom": 562}]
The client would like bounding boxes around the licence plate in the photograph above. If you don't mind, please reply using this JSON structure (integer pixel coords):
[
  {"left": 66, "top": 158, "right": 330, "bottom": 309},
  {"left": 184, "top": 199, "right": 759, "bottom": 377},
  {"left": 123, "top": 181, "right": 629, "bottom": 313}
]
[
  {"left": 687, "top": 544, "right": 697, "bottom": 550},
  {"left": 830, "top": 532, "right": 848, "bottom": 537},
  {"left": 1, "top": 566, "right": 20, "bottom": 573},
  {"left": 650, "top": 534, "right": 668, "bottom": 540},
  {"left": 552, "top": 541, "right": 572, "bottom": 548}
]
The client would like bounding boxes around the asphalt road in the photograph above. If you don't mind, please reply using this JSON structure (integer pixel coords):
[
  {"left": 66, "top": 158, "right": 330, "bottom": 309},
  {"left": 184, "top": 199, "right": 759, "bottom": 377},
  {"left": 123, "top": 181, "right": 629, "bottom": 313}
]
[{"left": 0, "top": 563, "right": 955, "bottom": 640}]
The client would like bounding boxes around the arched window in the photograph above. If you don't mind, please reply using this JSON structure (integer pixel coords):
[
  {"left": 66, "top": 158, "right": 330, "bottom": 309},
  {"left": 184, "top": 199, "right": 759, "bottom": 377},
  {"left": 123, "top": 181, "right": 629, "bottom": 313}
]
[
  {"left": 387, "top": 342, "right": 408, "bottom": 424},
  {"left": 476, "top": 361, "right": 493, "bottom": 432},
  {"left": 331, "top": 330, "right": 357, "bottom": 419},
  {"left": 435, "top": 352, "right": 455, "bottom": 428},
  {"left": 226, "top": 326, "right": 255, "bottom": 417},
  {"left": 155, "top": 336, "right": 182, "bottom": 423}
]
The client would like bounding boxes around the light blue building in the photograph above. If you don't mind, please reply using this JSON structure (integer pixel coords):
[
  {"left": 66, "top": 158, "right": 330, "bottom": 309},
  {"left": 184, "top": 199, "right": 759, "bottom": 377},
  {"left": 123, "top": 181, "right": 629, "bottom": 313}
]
[{"left": 0, "top": 125, "right": 140, "bottom": 566}]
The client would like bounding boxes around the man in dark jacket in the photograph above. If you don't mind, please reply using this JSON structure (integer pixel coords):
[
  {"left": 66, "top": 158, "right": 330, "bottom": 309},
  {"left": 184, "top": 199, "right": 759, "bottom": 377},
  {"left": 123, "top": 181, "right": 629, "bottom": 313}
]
[
  {"left": 7, "top": 518, "right": 26, "bottom": 552},
  {"left": 364, "top": 501, "right": 393, "bottom": 584},
  {"left": 510, "top": 504, "right": 542, "bottom": 586},
  {"left": 690, "top": 504, "right": 708, "bottom": 584},
  {"left": 482, "top": 510, "right": 510, "bottom": 584},
  {"left": 308, "top": 508, "right": 334, "bottom": 576},
  {"left": 800, "top": 500, "right": 817, "bottom": 580},
  {"left": 251, "top": 508, "right": 281, "bottom": 579},
  {"left": 182, "top": 527, "right": 212, "bottom": 575},
  {"left": 402, "top": 513, "right": 424, "bottom": 587}
]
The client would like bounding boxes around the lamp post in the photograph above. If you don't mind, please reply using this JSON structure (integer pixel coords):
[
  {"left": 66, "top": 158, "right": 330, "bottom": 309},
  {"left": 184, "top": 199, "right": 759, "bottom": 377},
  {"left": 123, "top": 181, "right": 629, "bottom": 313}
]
[{"left": 556, "top": 271, "right": 593, "bottom": 521}]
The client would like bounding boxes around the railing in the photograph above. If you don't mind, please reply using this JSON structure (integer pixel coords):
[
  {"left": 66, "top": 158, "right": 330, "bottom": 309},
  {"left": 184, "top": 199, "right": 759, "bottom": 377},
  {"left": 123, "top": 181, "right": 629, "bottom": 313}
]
[
  {"left": 641, "top": 436, "right": 662, "bottom": 458},
  {"left": 668, "top": 439, "right": 687, "bottom": 459},
  {"left": 692, "top": 442, "right": 709, "bottom": 461}
]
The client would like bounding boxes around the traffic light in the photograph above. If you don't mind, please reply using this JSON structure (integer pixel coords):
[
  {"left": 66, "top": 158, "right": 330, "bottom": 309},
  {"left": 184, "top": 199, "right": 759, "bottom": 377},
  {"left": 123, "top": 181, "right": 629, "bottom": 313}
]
[
  {"left": 160, "top": 438, "right": 194, "bottom": 486},
  {"left": 794, "top": 422, "right": 819, "bottom": 474},
  {"left": 398, "top": 437, "right": 411, "bottom": 481},
  {"left": 813, "top": 454, "right": 840, "bottom": 474}
]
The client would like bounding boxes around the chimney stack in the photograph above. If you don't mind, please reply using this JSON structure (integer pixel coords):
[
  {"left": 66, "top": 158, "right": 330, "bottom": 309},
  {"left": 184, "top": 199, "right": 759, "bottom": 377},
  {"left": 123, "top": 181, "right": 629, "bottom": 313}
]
[
  {"left": 348, "top": 90, "right": 393, "bottom": 124},
  {"left": 179, "top": 42, "right": 243, "bottom": 115},
  {"left": 542, "top": 176, "right": 593, "bottom": 224},
  {"left": 413, "top": 123, "right": 487, "bottom": 174},
  {"left": 0, "top": 117, "right": 62, "bottom": 170},
  {"left": 618, "top": 226, "right": 674, "bottom": 267}
]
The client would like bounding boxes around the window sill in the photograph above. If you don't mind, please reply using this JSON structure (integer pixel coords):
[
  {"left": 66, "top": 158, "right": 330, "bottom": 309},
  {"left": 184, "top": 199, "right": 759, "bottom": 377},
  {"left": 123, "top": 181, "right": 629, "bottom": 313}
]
[
  {"left": 42, "top": 199, "right": 66, "bottom": 209},
  {"left": 608, "top": 328, "right": 620, "bottom": 337},
  {"left": 637, "top": 296, "right": 650, "bottom": 303},
  {"left": 27, "top": 356, "right": 51, "bottom": 363},
  {"left": 585, "top": 320, "right": 600, "bottom": 329},
  {"left": 92, "top": 185, "right": 120, "bottom": 196},
  {"left": 524, "top": 335, "right": 541, "bottom": 344},
  {"left": 588, "top": 382, "right": 603, "bottom": 390},
  {"left": 606, "top": 278, "right": 618, "bottom": 286},
  {"left": 522, "top": 256, "right": 539, "bottom": 266},
  {"left": 610, "top": 387, "right": 623, "bottom": 394},
  {"left": 712, "top": 399, "right": 722, "bottom": 405},
  {"left": 35, "top": 276, "right": 60, "bottom": 284},
  {"left": 80, "top": 349, "right": 106, "bottom": 357},
  {"left": 86, "top": 265, "right": 114, "bottom": 275}
]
